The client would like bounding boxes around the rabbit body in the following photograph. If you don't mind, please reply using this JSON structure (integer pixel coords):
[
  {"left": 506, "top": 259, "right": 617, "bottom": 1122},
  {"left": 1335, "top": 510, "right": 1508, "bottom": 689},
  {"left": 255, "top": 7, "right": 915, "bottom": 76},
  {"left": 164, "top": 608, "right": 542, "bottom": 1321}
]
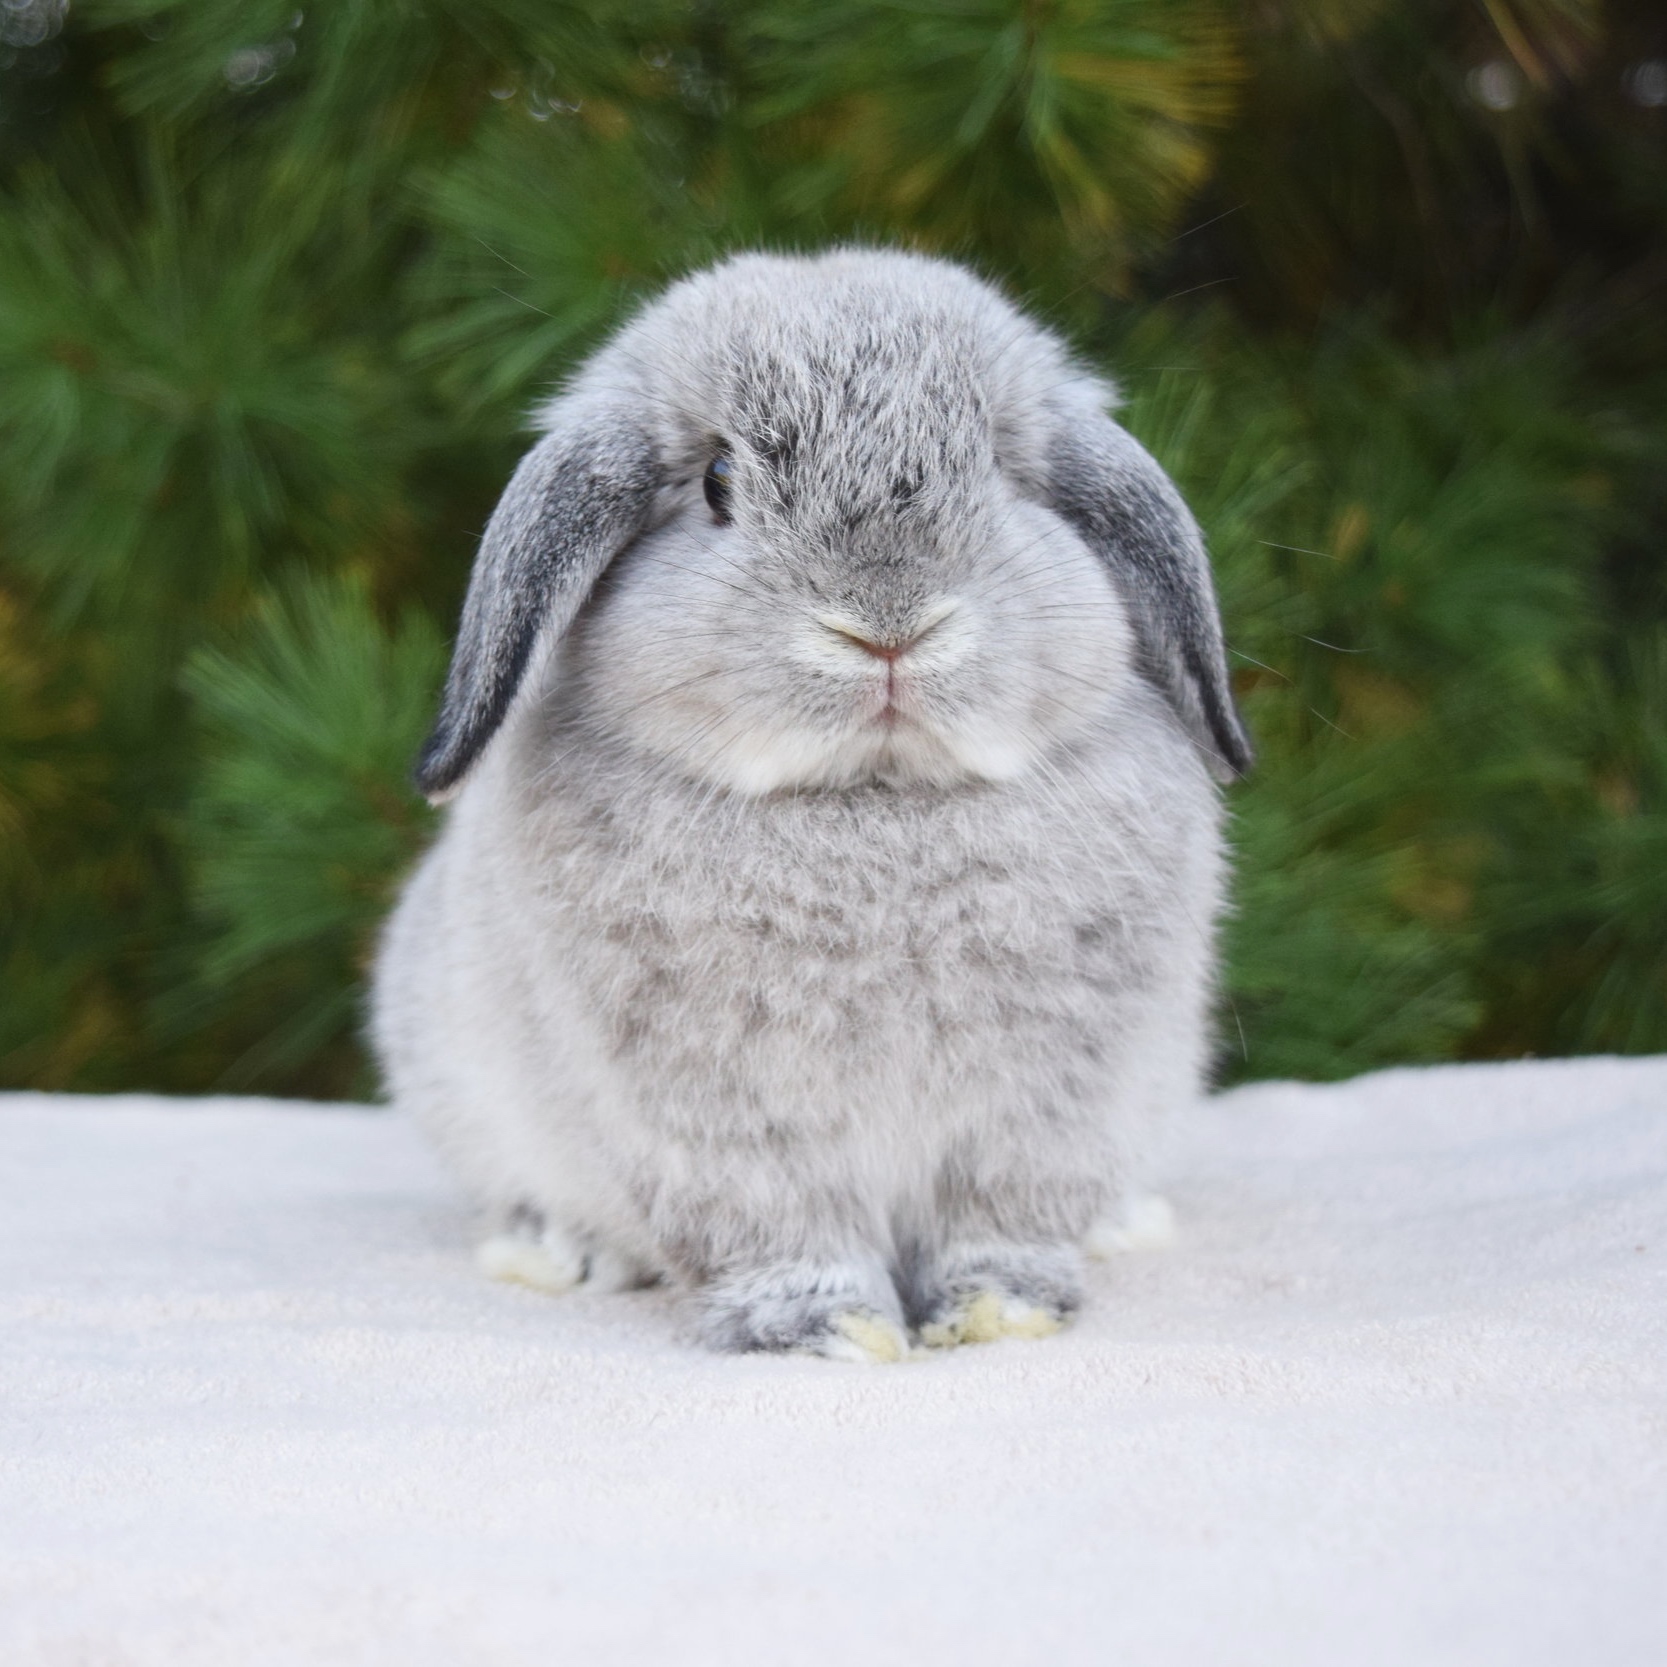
[{"left": 372, "top": 250, "right": 1241, "bottom": 1359}]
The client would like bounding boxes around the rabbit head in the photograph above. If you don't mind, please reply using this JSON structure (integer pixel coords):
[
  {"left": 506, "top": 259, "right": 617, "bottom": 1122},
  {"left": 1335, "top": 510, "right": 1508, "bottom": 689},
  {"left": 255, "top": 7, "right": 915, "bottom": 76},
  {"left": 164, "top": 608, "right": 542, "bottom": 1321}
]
[{"left": 415, "top": 249, "right": 1250, "bottom": 801}]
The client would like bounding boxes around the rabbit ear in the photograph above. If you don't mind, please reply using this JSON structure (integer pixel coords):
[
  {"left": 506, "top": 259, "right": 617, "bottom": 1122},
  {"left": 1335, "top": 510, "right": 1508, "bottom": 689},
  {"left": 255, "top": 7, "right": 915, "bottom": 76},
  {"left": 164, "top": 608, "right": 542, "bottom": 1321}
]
[
  {"left": 416, "top": 407, "right": 659, "bottom": 802},
  {"left": 1049, "top": 408, "right": 1253, "bottom": 781}
]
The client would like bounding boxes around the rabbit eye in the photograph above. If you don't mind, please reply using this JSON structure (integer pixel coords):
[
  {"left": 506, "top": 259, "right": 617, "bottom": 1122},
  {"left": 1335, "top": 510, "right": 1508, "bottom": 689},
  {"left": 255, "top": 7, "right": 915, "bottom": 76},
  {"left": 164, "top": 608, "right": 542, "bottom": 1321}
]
[{"left": 703, "top": 454, "right": 733, "bottom": 523}]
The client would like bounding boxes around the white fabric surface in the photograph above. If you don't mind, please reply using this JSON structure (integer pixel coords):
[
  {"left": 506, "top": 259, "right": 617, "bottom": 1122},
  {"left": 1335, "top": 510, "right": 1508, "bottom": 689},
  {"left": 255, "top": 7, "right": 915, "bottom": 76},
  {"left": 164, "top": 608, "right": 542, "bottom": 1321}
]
[{"left": 2, "top": 1056, "right": 1664, "bottom": 1666}]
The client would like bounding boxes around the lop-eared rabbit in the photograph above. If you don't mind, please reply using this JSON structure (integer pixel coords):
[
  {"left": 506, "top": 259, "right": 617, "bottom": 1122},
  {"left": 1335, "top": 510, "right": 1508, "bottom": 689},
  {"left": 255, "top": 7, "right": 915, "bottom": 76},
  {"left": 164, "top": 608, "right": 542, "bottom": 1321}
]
[{"left": 373, "top": 249, "right": 1250, "bottom": 1361}]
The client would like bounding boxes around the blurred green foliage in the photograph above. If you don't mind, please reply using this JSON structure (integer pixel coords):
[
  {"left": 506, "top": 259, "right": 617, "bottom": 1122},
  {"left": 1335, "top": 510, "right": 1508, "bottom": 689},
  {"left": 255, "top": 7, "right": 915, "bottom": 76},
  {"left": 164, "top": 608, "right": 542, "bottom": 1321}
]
[{"left": 0, "top": 0, "right": 1662, "bottom": 1095}]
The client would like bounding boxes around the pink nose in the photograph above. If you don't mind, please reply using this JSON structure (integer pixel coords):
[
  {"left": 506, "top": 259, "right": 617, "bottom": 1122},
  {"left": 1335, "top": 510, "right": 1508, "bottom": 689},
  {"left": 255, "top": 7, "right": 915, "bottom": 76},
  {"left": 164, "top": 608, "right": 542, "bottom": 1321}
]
[
  {"left": 828, "top": 624, "right": 917, "bottom": 662},
  {"left": 852, "top": 637, "right": 908, "bottom": 663}
]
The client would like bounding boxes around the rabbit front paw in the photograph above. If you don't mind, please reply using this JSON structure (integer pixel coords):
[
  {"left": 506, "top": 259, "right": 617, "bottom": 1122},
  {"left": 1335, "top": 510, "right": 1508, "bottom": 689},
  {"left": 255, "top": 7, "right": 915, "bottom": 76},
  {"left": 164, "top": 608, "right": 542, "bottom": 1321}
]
[
  {"left": 918, "top": 1289, "right": 1065, "bottom": 1347},
  {"left": 914, "top": 1243, "right": 1082, "bottom": 1350},
  {"left": 700, "top": 1259, "right": 910, "bottom": 1362}
]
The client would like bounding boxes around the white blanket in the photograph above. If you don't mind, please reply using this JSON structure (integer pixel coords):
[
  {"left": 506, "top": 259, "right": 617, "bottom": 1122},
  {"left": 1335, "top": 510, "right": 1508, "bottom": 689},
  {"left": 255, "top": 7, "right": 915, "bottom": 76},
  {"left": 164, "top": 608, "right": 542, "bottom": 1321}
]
[{"left": 3, "top": 1056, "right": 1664, "bottom": 1666}]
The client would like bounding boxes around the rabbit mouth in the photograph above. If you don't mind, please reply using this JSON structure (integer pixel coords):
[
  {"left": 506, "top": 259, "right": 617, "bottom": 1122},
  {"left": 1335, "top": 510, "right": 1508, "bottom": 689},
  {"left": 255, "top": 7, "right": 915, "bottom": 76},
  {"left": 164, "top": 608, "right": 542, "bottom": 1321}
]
[{"left": 868, "top": 674, "right": 906, "bottom": 729}]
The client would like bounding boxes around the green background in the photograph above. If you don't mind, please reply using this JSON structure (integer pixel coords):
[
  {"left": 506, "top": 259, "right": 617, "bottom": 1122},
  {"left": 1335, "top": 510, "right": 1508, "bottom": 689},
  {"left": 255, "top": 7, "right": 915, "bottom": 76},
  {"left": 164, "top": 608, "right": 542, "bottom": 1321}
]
[{"left": 1, "top": 0, "right": 1663, "bottom": 1097}]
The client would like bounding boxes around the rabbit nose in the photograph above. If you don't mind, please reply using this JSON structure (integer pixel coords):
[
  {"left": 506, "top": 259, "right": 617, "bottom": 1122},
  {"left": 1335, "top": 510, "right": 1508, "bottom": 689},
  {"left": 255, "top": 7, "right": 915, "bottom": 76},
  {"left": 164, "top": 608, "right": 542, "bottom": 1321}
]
[
  {"left": 821, "top": 620, "right": 919, "bottom": 661},
  {"left": 819, "top": 602, "right": 959, "bottom": 663},
  {"left": 852, "top": 634, "right": 910, "bottom": 663}
]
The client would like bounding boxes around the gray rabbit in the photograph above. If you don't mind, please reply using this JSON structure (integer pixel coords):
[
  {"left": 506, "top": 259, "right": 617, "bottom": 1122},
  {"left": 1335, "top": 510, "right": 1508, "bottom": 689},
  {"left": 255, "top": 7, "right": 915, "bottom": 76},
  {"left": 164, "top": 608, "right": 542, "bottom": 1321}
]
[{"left": 371, "top": 249, "right": 1249, "bottom": 1361}]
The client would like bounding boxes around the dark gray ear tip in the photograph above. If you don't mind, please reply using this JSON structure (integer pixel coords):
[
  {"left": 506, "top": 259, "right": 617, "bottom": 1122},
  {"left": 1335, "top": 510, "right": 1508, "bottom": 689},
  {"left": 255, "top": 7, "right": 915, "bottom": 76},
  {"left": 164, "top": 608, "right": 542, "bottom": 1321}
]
[
  {"left": 413, "top": 731, "right": 464, "bottom": 803},
  {"left": 1224, "top": 726, "right": 1256, "bottom": 778},
  {"left": 1206, "top": 680, "right": 1253, "bottom": 776}
]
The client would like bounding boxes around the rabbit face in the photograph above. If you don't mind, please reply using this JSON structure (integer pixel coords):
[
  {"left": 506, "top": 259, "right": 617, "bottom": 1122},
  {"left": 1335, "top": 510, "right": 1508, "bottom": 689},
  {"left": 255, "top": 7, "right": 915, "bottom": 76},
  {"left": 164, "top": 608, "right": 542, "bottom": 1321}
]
[
  {"left": 413, "top": 248, "right": 1249, "bottom": 804},
  {"left": 568, "top": 465, "right": 1132, "bottom": 795},
  {"left": 562, "top": 262, "right": 1135, "bottom": 794}
]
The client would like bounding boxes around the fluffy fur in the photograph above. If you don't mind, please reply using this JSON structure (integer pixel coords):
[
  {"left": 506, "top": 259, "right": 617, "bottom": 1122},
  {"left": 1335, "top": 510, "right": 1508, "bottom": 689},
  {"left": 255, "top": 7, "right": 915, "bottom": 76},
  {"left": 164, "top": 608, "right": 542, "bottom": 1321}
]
[{"left": 372, "top": 249, "right": 1245, "bottom": 1360}]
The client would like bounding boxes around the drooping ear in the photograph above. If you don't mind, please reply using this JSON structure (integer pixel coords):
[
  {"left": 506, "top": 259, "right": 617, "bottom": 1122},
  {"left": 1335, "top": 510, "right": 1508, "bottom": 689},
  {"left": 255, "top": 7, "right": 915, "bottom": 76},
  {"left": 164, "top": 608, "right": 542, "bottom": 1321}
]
[
  {"left": 415, "top": 407, "right": 659, "bottom": 801},
  {"left": 1048, "top": 407, "right": 1253, "bottom": 781}
]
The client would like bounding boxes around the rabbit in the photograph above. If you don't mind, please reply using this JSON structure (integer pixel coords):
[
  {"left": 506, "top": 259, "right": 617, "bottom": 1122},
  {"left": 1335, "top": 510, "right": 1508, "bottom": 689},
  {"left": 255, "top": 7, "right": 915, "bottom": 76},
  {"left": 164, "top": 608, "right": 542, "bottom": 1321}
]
[{"left": 370, "top": 248, "right": 1250, "bottom": 1362}]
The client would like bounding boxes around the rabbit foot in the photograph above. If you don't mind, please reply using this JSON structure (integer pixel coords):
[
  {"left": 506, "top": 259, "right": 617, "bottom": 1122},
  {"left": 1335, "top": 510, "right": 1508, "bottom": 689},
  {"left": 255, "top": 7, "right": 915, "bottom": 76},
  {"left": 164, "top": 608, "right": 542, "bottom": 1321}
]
[
  {"left": 476, "top": 1205, "right": 646, "bottom": 1295},
  {"left": 700, "top": 1260, "right": 909, "bottom": 1360},
  {"left": 476, "top": 1229, "right": 584, "bottom": 1292},
  {"left": 913, "top": 1242, "right": 1081, "bottom": 1349},
  {"left": 918, "top": 1288, "right": 1063, "bottom": 1349}
]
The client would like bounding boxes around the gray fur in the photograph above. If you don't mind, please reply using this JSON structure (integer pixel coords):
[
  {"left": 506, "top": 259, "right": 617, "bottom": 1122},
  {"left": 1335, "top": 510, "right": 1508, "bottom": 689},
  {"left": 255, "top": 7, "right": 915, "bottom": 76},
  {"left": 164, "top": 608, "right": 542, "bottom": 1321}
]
[{"left": 373, "top": 249, "right": 1241, "bottom": 1359}]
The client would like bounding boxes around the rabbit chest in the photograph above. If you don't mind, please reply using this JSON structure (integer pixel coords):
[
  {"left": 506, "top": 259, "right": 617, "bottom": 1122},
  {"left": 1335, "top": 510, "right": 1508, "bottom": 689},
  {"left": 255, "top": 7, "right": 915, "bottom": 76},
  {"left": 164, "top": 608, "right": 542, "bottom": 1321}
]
[{"left": 494, "top": 711, "right": 1222, "bottom": 1158}]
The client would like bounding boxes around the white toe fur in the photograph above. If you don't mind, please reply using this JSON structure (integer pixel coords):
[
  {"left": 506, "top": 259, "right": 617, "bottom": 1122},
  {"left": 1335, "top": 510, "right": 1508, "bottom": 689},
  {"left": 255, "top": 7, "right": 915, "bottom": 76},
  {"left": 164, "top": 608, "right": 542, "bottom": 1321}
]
[
  {"left": 807, "top": 1310, "right": 912, "bottom": 1364},
  {"left": 476, "top": 1232, "right": 586, "bottom": 1293}
]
